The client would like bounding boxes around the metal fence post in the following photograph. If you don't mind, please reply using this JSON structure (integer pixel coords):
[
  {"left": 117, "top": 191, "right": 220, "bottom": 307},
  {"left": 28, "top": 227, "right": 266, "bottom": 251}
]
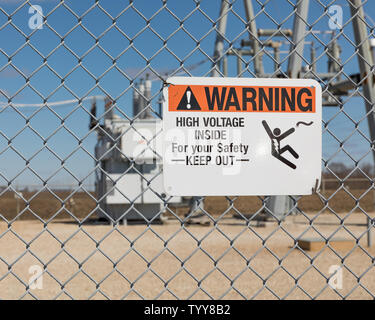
[
  {"left": 243, "top": 0, "right": 264, "bottom": 75},
  {"left": 211, "top": 0, "right": 229, "bottom": 77},
  {"left": 288, "top": 0, "right": 310, "bottom": 78},
  {"left": 349, "top": 0, "right": 375, "bottom": 247},
  {"left": 266, "top": 0, "right": 310, "bottom": 220}
]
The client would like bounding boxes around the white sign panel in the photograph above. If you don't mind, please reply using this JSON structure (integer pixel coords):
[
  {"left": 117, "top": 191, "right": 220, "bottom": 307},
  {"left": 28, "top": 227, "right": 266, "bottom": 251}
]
[{"left": 162, "top": 77, "right": 322, "bottom": 196}]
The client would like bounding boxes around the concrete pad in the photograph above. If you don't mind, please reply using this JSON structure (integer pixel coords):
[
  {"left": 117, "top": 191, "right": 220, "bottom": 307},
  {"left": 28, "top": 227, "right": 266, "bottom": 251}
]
[{"left": 298, "top": 237, "right": 356, "bottom": 251}]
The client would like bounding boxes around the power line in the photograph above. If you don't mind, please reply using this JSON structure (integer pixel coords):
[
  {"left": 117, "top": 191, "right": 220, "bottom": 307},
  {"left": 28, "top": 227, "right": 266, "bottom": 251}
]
[{"left": 0, "top": 95, "right": 105, "bottom": 109}]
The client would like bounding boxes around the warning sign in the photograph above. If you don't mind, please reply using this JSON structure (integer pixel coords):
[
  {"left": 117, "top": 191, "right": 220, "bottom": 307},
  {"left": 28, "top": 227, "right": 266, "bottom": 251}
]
[{"left": 163, "top": 77, "right": 322, "bottom": 196}]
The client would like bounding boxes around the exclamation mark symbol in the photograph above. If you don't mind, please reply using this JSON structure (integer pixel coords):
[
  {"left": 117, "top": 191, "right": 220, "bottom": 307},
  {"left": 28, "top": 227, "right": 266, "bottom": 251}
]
[{"left": 186, "top": 90, "right": 191, "bottom": 109}]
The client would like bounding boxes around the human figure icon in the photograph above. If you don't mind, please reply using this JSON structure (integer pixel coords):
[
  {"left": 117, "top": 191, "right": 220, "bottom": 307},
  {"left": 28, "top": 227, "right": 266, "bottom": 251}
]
[{"left": 262, "top": 120, "right": 299, "bottom": 169}]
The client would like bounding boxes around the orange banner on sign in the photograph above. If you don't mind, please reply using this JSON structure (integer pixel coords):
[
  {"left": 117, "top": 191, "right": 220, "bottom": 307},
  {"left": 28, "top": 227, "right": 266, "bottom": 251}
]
[{"left": 168, "top": 85, "right": 316, "bottom": 113}]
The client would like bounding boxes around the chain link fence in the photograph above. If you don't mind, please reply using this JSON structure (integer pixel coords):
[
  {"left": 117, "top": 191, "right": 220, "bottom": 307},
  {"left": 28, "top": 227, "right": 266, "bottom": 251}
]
[{"left": 0, "top": 0, "right": 375, "bottom": 299}]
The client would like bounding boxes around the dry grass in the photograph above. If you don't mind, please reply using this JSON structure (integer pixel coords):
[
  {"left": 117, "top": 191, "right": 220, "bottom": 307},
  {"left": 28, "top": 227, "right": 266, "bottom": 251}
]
[
  {"left": 0, "top": 188, "right": 372, "bottom": 221},
  {"left": 0, "top": 190, "right": 96, "bottom": 221}
]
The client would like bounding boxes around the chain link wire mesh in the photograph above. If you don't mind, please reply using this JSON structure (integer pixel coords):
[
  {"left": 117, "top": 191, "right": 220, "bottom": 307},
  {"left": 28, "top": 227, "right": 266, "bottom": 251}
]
[{"left": 0, "top": 0, "right": 375, "bottom": 299}]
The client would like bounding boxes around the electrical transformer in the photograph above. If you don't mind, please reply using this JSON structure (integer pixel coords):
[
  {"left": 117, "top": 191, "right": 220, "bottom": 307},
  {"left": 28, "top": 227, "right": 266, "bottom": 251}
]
[{"left": 92, "top": 77, "right": 189, "bottom": 223}]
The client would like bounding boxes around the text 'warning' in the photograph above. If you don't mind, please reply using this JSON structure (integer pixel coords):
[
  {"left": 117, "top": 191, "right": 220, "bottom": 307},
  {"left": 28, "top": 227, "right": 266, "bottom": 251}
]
[{"left": 169, "top": 85, "right": 316, "bottom": 112}]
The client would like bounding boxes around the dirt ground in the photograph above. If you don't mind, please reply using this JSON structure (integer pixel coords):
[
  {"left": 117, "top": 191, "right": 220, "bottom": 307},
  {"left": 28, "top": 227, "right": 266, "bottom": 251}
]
[
  {"left": 0, "top": 212, "right": 374, "bottom": 300},
  {"left": 1, "top": 188, "right": 373, "bottom": 221}
]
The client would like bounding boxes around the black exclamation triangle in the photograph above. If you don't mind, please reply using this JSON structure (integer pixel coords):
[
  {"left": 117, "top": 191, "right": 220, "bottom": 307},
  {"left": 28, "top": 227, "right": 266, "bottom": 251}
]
[{"left": 177, "top": 86, "right": 201, "bottom": 110}]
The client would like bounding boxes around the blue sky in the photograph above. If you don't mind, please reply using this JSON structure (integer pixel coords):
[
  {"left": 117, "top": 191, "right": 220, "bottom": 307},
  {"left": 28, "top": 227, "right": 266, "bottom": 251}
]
[{"left": 0, "top": 0, "right": 374, "bottom": 189}]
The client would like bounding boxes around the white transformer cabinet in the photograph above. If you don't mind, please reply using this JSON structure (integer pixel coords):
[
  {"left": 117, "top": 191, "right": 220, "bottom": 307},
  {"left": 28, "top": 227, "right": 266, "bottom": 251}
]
[{"left": 94, "top": 108, "right": 184, "bottom": 223}]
